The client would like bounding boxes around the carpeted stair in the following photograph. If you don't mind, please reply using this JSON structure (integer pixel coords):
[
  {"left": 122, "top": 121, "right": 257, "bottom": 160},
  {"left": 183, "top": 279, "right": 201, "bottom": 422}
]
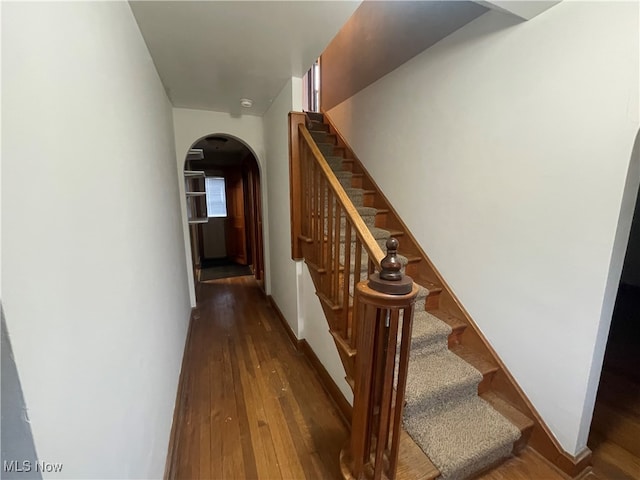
[{"left": 306, "top": 113, "right": 522, "bottom": 480}]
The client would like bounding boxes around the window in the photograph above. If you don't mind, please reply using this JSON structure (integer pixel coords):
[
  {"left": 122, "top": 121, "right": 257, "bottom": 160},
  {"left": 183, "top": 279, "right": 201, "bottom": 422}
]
[
  {"left": 312, "top": 59, "right": 320, "bottom": 112},
  {"left": 205, "top": 176, "right": 227, "bottom": 218},
  {"left": 306, "top": 59, "right": 320, "bottom": 112}
]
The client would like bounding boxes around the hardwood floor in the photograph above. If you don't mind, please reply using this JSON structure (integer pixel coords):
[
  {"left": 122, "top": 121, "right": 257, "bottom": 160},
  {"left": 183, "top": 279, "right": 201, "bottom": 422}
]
[
  {"left": 166, "top": 276, "right": 348, "bottom": 479},
  {"left": 587, "top": 284, "right": 640, "bottom": 480},
  {"left": 166, "top": 275, "right": 613, "bottom": 480}
]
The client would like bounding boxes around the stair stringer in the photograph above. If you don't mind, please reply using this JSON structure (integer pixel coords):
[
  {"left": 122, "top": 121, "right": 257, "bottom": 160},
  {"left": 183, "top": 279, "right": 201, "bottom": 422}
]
[
  {"left": 321, "top": 110, "right": 592, "bottom": 478},
  {"left": 304, "top": 258, "right": 356, "bottom": 383}
]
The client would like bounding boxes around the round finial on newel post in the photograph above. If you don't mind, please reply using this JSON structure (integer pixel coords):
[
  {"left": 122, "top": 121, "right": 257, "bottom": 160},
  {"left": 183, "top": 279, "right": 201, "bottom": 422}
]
[
  {"left": 379, "top": 237, "right": 402, "bottom": 281},
  {"left": 369, "top": 237, "right": 413, "bottom": 295}
]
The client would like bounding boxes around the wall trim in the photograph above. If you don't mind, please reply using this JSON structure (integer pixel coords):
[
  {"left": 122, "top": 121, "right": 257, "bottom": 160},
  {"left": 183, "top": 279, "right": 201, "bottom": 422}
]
[
  {"left": 164, "top": 307, "right": 198, "bottom": 480},
  {"left": 267, "top": 294, "right": 352, "bottom": 428},
  {"left": 267, "top": 295, "right": 299, "bottom": 347}
]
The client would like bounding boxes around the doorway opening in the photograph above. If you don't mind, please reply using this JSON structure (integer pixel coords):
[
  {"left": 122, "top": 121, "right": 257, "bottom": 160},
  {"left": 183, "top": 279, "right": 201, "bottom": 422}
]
[
  {"left": 303, "top": 58, "right": 320, "bottom": 113},
  {"left": 587, "top": 131, "right": 640, "bottom": 478},
  {"left": 183, "top": 134, "right": 265, "bottom": 297}
]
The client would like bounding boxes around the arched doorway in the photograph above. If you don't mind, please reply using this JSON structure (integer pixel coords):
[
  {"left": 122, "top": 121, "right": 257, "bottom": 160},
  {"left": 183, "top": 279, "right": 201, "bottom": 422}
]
[{"left": 182, "top": 134, "right": 264, "bottom": 297}]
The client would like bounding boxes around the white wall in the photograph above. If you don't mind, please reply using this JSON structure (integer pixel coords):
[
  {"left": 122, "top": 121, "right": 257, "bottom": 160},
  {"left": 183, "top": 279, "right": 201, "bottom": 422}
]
[
  {"left": 172, "top": 108, "right": 266, "bottom": 305},
  {"left": 299, "top": 265, "right": 354, "bottom": 404},
  {"left": 328, "top": 1, "right": 639, "bottom": 455},
  {"left": 262, "top": 78, "right": 351, "bottom": 404},
  {"left": 263, "top": 78, "right": 303, "bottom": 334},
  {"left": 2, "top": 2, "right": 191, "bottom": 477}
]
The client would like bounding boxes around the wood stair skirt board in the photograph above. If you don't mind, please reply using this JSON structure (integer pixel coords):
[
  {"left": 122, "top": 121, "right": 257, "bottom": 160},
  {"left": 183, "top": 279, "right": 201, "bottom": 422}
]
[{"left": 290, "top": 111, "right": 591, "bottom": 479}]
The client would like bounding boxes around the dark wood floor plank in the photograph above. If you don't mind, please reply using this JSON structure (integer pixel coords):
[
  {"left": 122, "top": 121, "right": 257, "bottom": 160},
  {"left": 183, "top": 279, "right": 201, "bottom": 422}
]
[{"left": 168, "top": 276, "right": 349, "bottom": 480}]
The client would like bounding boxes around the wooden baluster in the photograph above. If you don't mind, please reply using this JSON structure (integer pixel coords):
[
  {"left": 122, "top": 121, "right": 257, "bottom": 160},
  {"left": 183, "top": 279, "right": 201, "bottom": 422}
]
[
  {"left": 315, "top": 158, "right": 320, "bottom": 260},
  {"left": 319, "top": 175, "right": 326, "bottom": 274},
  {"left": 333, "top": 204, "right": 342, "bottom": 306},
  {"left": 326, "top": 189, "right": 334, "bottom": 296},
  {"left": 342, "top": 223, "right": 352, "bottom": 339},
  {"left": 302, "top": 145, "right": 310, "bottom": 240},
  {"left": 351, "top": 238, "right": 363, "bottom": 349},
  {"left": 389, "top": 305, "right": 414, "bottom": 475},
  {"left": 349, "top": 293, "right": 374, "bottom": 477},
  {"left": 315, "top": 164, "right": 322, "bottom": 264},
  {"left": 373, "top": 307, "right": 399, "bottom": 480},
  {"left": 310, "top": 160, "right": 317, "bottom": 264}
]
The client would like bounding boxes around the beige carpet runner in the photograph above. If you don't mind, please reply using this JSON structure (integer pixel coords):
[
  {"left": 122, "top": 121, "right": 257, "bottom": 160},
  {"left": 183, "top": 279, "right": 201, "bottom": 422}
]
[{"left": 308, "top": 119, "right": 521, "bottom": 480}]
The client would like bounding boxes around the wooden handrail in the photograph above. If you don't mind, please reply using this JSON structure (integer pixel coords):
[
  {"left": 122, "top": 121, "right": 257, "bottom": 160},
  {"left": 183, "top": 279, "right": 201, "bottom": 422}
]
[{"left": 298, "top": 124, "right": 385, "bottom": 267}]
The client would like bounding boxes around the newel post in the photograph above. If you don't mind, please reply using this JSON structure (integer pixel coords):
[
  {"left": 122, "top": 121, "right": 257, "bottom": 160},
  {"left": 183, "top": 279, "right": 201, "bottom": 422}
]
[{"left": 341, "top": 238, "right": 420, "bottom": 480}]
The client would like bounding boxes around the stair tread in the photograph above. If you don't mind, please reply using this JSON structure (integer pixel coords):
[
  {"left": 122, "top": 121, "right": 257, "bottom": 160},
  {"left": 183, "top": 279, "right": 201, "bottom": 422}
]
[
  {"left": 402, "top": 253, "right": 421, "bottom": 263},
  {"left": 452, "top": 344, "right": 498, "bottom": 376},
  {"left": 410, "top": 311, "right": 452, "bottom": 354},
  {"left": 330, "top": 330, "right": 356, "bottom": 357},
  {"left": 356, "top": 206, "right": 378, "bottom": 216},
  {"left": 429, "top": 309, "right": 467, "bottom": 332},
  {"left": 404, "top": 396, "right": 521, "bottom": 480},
  {"left": 413, "top": 311, "right": 453, "bottom": 337},
  {"left": 480, "top": 391, "right": 534, "bottom": 434},
  {"left": 416, "top": 280, "right": 443, "bottom": 293},
  {"left": 405, "top": 350, "right": 482, "bottom": 412}
]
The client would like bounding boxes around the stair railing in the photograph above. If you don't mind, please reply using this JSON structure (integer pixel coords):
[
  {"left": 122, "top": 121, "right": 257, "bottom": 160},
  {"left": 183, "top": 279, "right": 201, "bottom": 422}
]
[
  {"left": 291, "top": 113, "right": 384, "bottom": 349},
  {"left": 289, "top": 112, "right": 420, "bottom": 480}
]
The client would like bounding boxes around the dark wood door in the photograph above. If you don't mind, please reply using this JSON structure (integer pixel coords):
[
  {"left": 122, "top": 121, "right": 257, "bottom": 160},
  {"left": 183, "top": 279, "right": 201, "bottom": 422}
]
[{"left": 225, "top": 168, "right": 248, "bottom": 265}]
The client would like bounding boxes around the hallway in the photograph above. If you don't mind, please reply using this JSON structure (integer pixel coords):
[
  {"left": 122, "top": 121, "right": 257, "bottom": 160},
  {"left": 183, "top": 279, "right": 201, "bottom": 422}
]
[{"left": 166, "top": 276, "right": 348, "bottom": 479}]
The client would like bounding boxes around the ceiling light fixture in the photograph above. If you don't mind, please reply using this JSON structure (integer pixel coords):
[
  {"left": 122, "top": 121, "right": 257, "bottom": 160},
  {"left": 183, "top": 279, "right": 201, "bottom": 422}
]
[{"left": 240, "top": 98, "right": 253, "bottom": 108}]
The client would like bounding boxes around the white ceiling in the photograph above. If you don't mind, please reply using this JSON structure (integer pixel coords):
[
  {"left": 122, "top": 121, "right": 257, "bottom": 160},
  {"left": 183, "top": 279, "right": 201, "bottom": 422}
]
[{"left": 129, "top": 1, "right": 361, "bottom": 115}]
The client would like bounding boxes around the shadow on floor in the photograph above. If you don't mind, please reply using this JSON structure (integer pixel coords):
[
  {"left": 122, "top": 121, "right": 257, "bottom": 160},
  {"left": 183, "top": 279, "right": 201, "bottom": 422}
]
[{"left": 199, "top": 257, "right": 253, "bottom": 282}]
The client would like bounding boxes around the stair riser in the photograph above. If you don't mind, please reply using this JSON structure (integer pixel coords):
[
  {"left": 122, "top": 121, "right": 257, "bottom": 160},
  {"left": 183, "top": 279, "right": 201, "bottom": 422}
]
[
  {"left": 363, "top": 191, "right": 375, "bottom": 207},
  {"left": 310, "top": 123, "right": 330, "bottom": 132},
  {"left": 448, "top": 327, "right": 466, "bottom": 348},
  {"left": 425, "top": 291, "right": 441, "bottom": 311},
  {"left": 317, "top": 143, "right": 345, "bottom": 157},
  {"left": 512, "top": 428, "right": 533, "bottom": 454},
  {"left": 306, "top": 111, "right": 324, "bottom": 121},
  {"left": 341, "top": 159, "right": 355, "bottom": 173},
  {"left": 375, "top": 211, "right": 388, "bottom": 229},
  {"left": 311, "top": 132, "right": 337, "bottom": 145},
  {"left": 336, "top": 174, "right": 353, "bottom": 189},
  {"left": 478, "top": 372, "right": 497, "bottom": 395},
  {"left": 345, "top": 191, "right": 364, "bottom": 207},
  {"left": 411, "top": 336, "right": 450, "bottom": 356}
]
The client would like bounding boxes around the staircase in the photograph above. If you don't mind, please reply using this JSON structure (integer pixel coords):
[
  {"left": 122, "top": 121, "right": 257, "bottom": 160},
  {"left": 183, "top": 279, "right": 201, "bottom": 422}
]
[{"left": 289, "top": 111, "right": 589, "bottom": 479}]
